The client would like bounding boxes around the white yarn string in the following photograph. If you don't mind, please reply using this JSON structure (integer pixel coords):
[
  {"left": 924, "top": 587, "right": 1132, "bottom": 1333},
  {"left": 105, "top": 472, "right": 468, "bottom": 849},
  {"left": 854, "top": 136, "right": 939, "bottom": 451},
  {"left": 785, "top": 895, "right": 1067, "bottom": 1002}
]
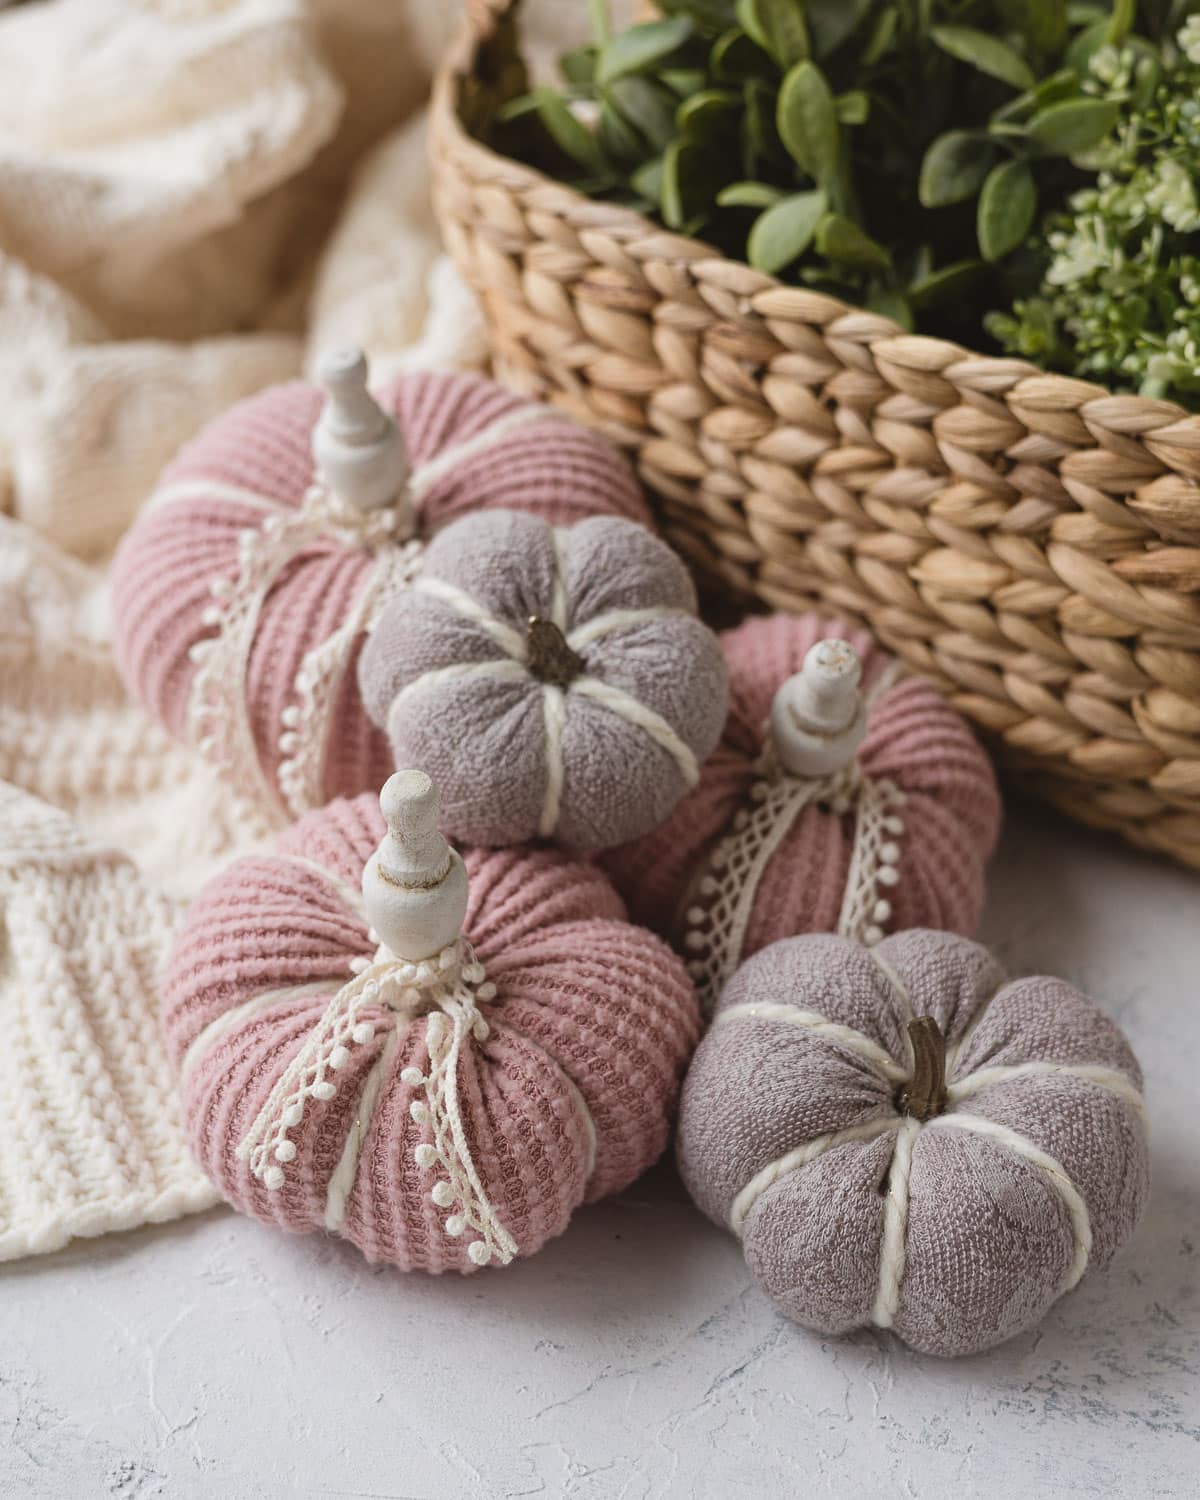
[
  {"left": 729, "top": 1116, "right": 899, "bottom": 1234},
  {"left": 946, "top": 1061, "right": 1146, "bottom": 1115},
  {"left": 713, "top": 1003, "right": 908, "bottom": 1083},
  {"left": 871, "top": 1116, "right": 920, "bottom": 1328},
  {"left": 180, "top": 979, "right": 337, "bottom": 1084},
  {"left": 539, "top": 685, "right": 568, "bottom": 838},
  {"left": 182, "top": 402, "right": 555, "bottom": 819},
  {"left": 324, "top": 1026, "right": 399, "bottom": 1232}
]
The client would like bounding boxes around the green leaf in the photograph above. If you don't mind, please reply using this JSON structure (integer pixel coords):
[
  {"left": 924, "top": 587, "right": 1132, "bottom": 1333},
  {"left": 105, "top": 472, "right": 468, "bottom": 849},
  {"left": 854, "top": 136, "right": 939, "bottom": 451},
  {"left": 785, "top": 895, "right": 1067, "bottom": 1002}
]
[
  {"left": 560, "top": 46, "right": 598, "bottom": 85},
  {"left": 930, "top": 26, "right": 1036, "bottom": 91},
  {"left": 991, "top": 68, "right": 1080, "bottom": 125},
  {"left": 717, "top": 180, "right": 788, "bottom": 207},
  {"left": 806, "top": 0, "right": 873, "bottom": 57},
  {"left": 660, "top": 67, "right": 707, "bottom": 96},
  {"left": 736, "top": 0, "right": 810, "bottom": 67},
  {"left": 815, "top": 213, "right": 890, "bottom": 269},
  {"left": 777, "top": 61, "right": 840, "bottom": 188},
  {"left": 1027, "top": 97, "right": 1119, "bottom": 155},
  {"left": 598, "top": 98, "right": 645, "bottom": 161},
  {"left": 1105, "top": 0, "right": 1136, "bottom": 44},
  {"left": 677, "top": 88, "right": 742, "bottom": 141},
  {"left": 919, "top": 131, "right": 995, "bottom": 207},
  {"left": 662, "top": 138, "right": 714, "bottom": 229},
  {"left": 862, "top": 6, "right": 898, "bottom": 66},
  {"left": 605, "top": 77, "right": 680, "bottom": 151},
  {"left": 711, "top": 27, "right": 775, "bottom": 81},
  {"left": 866, "top": 286, "right": 913, "bottom": 330},
  {"left": 596, "top": 18, "right": 695, "bottom": 85},
  {"left": 835, "top": 91, "right": 870, "bottom": 125},
  {"left": 977, "top": 158, "right": 1036, "bottom": 261},
  {"left": 907, "top": 259, "right": 985, "bottom": 309},
  {"left": 1065, "top": 18, "right": 1108, "bottom": 73},
  {"left": 630, "top": 156, "right": 665, "bottom": 206},
  {"left": 509, "top": 89, "right": 607, "bottom": 173},
  {"left": 747, "top": 188, "right": 827, "bottom": 271},
  {"left": 655, "top": 0, "right": 738, "bottom": 27}
]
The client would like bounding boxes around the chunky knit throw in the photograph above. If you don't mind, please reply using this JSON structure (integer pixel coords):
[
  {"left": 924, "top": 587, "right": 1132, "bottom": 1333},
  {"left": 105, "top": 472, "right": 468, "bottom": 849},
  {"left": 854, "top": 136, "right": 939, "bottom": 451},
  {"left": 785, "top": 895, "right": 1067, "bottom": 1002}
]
[
  {"left": 0, "top": 786, "right": 218, "bottom": 1260},
  {"left": 678, "top": 929, "right": 1150, "bottom": 1357},
  {"left": 163, "top": 793, "right": 700, "bottom": 1273},
  {"left": 111, "top": 369, "right": 651, "bottom": 826}
]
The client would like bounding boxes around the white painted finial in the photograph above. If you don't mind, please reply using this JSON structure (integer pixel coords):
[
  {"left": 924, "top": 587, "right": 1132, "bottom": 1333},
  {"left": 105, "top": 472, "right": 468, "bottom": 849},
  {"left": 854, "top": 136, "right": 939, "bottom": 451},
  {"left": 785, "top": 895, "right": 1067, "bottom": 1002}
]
[
  {"left": 361, "top": 771, "right": 469, "bottom": 962},
  {"left": 312, "top": 346, "right": 409, "bottom": 515},
  {"left": 769, "top": 638, "right": 868, "bottom": 777}
]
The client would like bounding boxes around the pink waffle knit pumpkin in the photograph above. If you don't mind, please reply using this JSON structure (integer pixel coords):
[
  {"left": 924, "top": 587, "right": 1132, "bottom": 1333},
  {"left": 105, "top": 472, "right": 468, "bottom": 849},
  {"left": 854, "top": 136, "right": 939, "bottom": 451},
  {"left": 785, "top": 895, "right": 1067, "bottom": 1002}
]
[
  {"left": 601, "top": 613, "right": 1001, "bottom": 1015},
  {"left": 678, "top": 930, "right": 1149, "bottom": 1356},
  {"left": 112, "top": 348, "right": 651, "bottom": 826},
  {"left": 162, "top": 774, "right": 700, "bottom": 1273}
]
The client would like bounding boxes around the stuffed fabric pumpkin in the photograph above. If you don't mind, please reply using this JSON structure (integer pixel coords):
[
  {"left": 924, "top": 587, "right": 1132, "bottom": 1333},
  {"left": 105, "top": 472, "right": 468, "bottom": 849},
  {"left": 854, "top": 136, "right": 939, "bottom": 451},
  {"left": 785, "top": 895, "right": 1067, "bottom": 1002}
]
[
  {"left": 112, "top": 348, "right": 651, "bottom": 826},
  {"left": 358, "top": 508, "right": 729, "bottom": 850},
  {"left": 678, "top": 929, "right": 1149, "bottom": 1357},
  {"left": 164, "top": 777, "right": 700, "bottom": 1273}
]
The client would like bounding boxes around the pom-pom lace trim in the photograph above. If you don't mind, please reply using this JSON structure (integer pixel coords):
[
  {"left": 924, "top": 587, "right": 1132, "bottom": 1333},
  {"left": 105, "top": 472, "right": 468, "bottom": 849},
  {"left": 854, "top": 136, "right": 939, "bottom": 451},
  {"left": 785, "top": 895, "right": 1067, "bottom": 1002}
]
[
  {"left": 680, "top": 748, "right": 908, "bottom": 1017},
  {"left": 235, "top": 939, "right": 518, "bottom": 1268}
]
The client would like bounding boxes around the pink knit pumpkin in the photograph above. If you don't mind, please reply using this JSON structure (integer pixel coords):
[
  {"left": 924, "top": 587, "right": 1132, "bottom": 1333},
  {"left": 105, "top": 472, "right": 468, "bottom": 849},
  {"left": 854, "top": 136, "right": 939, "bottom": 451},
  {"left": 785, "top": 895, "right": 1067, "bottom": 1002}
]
[
  {"left": 112, "top": 365, "right": 651, "bottom": 825},
  {"left": 162, "top": 792, "right": 699, "bottom": 1273},
  {"left": 601, "top": 613, "right": 1001, "bottom": 1013}
]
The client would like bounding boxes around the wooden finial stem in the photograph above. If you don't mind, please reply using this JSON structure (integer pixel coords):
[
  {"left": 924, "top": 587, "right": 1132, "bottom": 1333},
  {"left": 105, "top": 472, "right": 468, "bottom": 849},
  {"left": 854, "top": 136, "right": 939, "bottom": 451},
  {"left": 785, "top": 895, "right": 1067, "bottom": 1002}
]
[{"left": 897, "top": 1015, "right": 947, "bottom": 1121}]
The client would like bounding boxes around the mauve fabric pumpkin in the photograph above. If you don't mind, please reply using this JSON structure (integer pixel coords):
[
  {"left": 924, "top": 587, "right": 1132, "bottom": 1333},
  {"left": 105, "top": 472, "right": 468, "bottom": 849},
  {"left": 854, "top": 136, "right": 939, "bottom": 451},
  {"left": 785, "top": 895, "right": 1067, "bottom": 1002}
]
[
  {"left": 601, "top": 613, "right": 1001, "bottom": 971},
  {"left": 112, "top": 370, "right": 651, "bottom": 824},
  {"left": 678, "top": 929, "right": 1149, "bottom": 1357},
  {"left": 163, "top": 793, "right": 700, "bottom": 1274},
  {"left": 358, "top": 509, "right": 729, "bottom": 850}
]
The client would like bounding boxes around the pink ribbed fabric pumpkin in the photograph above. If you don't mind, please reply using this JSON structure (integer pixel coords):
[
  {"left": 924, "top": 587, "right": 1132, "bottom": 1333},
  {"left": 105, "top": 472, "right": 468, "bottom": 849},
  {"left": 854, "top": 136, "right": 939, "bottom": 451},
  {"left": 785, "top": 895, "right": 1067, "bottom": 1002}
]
[
  {"left": 601, "top": 613, "right": 1001, "bottom": 1014},
  {"left": 162, "top": 792, "right": 699, "bottom": 1273},
  {"left": 112, "top": 364, "right": 651, "bottom": 825}
]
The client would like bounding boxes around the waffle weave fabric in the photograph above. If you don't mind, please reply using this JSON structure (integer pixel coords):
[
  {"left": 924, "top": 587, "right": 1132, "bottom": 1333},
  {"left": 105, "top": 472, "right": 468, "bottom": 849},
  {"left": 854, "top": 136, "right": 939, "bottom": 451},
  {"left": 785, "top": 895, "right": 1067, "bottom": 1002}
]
[
  {"left": 678, "top": 929, "right": 1150, "bottom": 1357},
  {"left": 163, "top": 793, "right": 700, "bottom": 1273}
]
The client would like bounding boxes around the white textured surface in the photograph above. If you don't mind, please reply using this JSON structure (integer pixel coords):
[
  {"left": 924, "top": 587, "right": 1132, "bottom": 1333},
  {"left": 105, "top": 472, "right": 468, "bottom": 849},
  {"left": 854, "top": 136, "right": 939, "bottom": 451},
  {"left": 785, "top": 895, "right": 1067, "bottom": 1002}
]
[{"left": 2, "top": 800, "right": 1198, "bottom": 1499}]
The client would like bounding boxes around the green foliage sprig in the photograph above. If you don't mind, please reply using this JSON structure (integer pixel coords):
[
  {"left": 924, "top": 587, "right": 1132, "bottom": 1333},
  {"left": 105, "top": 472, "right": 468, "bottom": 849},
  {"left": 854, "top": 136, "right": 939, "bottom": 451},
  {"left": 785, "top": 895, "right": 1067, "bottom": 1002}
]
[
  {"left": 988, "top": 18, "right": 1200, "bottom": 403},
  {"left": 492, "top": 0, "right": 1200, "bottom": 349}
]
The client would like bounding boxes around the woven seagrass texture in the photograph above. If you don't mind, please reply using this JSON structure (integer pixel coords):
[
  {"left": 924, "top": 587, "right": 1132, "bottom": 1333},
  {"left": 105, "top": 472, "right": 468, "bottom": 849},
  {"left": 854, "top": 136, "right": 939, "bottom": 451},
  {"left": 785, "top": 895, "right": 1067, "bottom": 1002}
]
[{"left": 431, "top": 0, "right": 1200, "bottom": 871}]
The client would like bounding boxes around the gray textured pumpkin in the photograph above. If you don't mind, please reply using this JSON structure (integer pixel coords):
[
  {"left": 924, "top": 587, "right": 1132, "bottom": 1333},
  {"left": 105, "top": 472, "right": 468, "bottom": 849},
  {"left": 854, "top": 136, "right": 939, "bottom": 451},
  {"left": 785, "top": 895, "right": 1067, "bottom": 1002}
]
[
  {"left": 678, "top": 929, "right": 1149, "bottom": 1357},
  {"left": 358, "top": 509, "right": 728, "bottom": 849}
]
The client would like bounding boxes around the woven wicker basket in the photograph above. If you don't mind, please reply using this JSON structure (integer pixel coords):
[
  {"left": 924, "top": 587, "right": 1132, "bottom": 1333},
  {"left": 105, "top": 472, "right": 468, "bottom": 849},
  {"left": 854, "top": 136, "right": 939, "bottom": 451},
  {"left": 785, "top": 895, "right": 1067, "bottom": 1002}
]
[{"left": 432, "top": 0, "right": 1200, "bottom": 870}]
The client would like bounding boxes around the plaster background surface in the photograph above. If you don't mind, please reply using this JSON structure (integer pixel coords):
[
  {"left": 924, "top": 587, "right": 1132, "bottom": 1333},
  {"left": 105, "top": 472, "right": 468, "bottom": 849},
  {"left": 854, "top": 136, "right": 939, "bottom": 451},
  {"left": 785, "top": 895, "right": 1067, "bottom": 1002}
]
[{"left": 2, "top": 800, "right": 1197, "bottom": 1499}]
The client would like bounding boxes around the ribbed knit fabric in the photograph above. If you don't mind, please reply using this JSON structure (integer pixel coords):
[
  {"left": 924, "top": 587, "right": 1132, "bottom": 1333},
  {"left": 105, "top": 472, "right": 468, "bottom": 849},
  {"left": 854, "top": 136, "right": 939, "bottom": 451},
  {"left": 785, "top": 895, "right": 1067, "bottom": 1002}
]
[
  {"left": 111, "top": 369, "right": 652, "bottom": 819},
  {"left": 0, "top": 786, "right": 218, "bottom": 1261},
  {"left": 602, "top": 612, "right": 1002, "bottom": 952},
  {"left": 163, "top": 793, "right": 700, "bottom": 1273}
]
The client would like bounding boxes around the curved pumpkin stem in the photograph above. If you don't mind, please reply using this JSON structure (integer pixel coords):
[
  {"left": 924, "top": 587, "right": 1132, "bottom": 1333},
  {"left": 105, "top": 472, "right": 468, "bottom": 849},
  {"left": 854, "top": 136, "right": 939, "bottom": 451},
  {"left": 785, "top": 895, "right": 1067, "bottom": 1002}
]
[{"left": 898, "top": 1015, "right": 947, "bottom": 1121}]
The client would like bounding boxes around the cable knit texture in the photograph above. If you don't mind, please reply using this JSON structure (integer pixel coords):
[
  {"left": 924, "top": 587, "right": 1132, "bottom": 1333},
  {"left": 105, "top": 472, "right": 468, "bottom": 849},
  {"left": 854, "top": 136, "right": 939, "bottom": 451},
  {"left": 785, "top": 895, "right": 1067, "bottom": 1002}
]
[
  {"left": 163, "top": 793, "right": 700, "bottom": 1273},
  {"left": 111, "top": 369, "right": 652, "bottom": 822},
  {"left": 678, "top": 929, "right": 1150, "bottom": 1357},
  {"left": 0, "top": 786, "right": 218, "bottom": 1261},
  {"left": 602, "top": 613, "right": 1001, "bottom": 954},
  {"left": 359, "top": 509, "right": 729, "bottom": 849}
]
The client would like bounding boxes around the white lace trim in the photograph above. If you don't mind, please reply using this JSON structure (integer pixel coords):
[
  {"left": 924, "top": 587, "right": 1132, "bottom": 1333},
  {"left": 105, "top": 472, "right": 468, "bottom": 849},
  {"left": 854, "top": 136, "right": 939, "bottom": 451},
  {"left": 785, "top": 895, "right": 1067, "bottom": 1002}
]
[
  {"left": 680, "top": 748, "right": 908, "bottom": 1017},
  {"left": 235, "top": 938, "right": 518, "bottom": 1268}
]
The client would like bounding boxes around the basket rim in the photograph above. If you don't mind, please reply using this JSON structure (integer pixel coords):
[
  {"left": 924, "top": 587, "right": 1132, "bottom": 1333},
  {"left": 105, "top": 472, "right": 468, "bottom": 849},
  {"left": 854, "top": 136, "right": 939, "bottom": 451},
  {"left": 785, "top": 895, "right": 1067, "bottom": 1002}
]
[{"left": 434, "top": 2, "right": 1200, "bottom": 440}]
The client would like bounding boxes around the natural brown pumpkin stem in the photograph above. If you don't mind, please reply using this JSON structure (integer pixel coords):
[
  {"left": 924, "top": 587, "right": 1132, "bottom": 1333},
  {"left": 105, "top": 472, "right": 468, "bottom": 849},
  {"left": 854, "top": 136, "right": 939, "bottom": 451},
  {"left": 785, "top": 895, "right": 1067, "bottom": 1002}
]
[
  {"left": 897, "top": 1015, "right": 947, "bottom": 1121},
  {"left": 526, "top": 616, "right": 583, "bottom": 687}
]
